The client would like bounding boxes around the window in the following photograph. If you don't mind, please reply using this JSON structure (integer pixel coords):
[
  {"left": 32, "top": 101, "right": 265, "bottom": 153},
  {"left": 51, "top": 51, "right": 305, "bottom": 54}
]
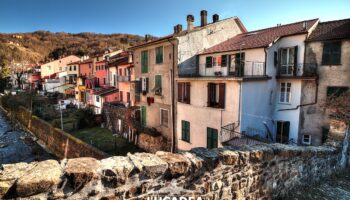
[
  {"left": 96, "top": 96, "right": 100, "bottom": 102},
  {"left": 302, "top": 135, "right": 311, "bottom": 145},
  {"left": 178, "top": 82, "right": 191, "bottom": 104},
  {"left": 206, "top": 56, "right": 213, "bottom": 68},
  {"left": 322, "top": 41, "right": 341, "bottom": 65},
  {"left": 155, "top": 75, "right": 162, "bottom": 95},
  {"left": 103, "top": 78, "right": 106, "bottom": 85},
  {"left": 221, "top": 55, "right": 228, "bottom": 67},
  {"left": 69, "top": 66, "right": 72, "bottom": 71},
  {"left": 207, "top": 127, "right": 218, "bottom": 149},
  {"left": 155, "top": 46, "right": 163, "bottom": 64},
  {"left": 142, "top": 77, "right": 149, "bottom": 93},
  {"left": 279, "top": 82, "right": 292, "bottom": 103},
  {"left": 74, "top": 66, "right": 76, "bottom": 71},
  {"left": 119, "top": 69, "right": 123, "bottom": 76},
  {"left": 279, "top": 47, "right": 297, "bottom": 75},
  {"left": 141, "top": 50, "right": 148, "bottom": 73},
  {"left": 181, "top": 120, "right": 190, "bottom": 142},
  {"left": 276, "top": 121, "right": 290, "bottom": 144},
  {"left": 160, "top": 109, "right": 168, "bottom": 127},
  {"left": 207, "top": 83, "right": 225, "bottom": 108},
  {"left": 234, "top": 52, "right": 245, "bottom": 76},
  {"left": 327, "top": 86, "right": 348, "bottom": 98},
  {"left": 127, "top": 92, "right": 130, "bottom": 103}
]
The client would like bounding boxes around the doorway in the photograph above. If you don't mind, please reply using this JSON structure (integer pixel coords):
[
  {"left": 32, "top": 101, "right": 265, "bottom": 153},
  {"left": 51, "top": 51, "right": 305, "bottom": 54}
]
[{"left": 276, "top": 121, "right": 290, "bottom": 144}]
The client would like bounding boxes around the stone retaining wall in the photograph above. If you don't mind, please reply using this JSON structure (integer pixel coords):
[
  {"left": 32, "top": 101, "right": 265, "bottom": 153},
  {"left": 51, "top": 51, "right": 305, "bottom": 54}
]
[
  {"left": 137, "top": 133, "right": 171, "bottom": 153},
  {"left": 0, "top": 140, "right": 343, "bottom": 199},
  {"left": 4, "top": 106, "right": 108, "bottom": 160}
]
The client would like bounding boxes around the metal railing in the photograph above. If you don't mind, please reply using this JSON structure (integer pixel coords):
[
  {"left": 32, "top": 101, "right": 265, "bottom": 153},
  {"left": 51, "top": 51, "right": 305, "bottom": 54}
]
[
  {"left": 117, "top": 75, "right": 131, "bottom": 82},
  {"left": 220, "top": 122, "right": 241, "bottom": 143},
  {"left": 179, "top": 61, "right": 266, "bottom": 78},
  {"left": 277, "top": 63, "right": 317, "bottom": 77}
]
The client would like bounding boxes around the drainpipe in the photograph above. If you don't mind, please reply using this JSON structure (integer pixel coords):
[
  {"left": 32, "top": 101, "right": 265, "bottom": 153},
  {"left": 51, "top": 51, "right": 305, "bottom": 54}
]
[
  {"left": 167, "top": 38, "right": 176, "bottom": 153},
  {"left": 237, "top": 81, "right": 242, "bottom": 128},
  {"left": 278, "top": 77, "right": 319, "bottom": 111}
]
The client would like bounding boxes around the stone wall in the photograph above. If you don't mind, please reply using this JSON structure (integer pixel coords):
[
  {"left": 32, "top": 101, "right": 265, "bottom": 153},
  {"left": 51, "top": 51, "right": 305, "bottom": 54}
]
[
  {"left": 5, "top": 106, "right": 108, "bottom": 160},
  {"left": 0, "top": 140, "right": 344, "bottom": 199},
  {"left": 137, "top": 133, "right": 170, "bottom": 153}
]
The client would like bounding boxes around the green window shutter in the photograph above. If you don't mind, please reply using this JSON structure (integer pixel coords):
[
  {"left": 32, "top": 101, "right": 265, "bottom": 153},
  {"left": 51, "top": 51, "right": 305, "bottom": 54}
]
[
  {"left": 181, "top": 120, "right": 190, "bottom": 142},
  {"left": 221, "top": 55, "right": 227, "bottom": 67},
  {"left": 156, "top": 46, "right": 163, "bottom": 64},
  {"left": 207, "top": 127, "right": 218, "bottom": 149},
  {"left": 141, "top": 50, "right": 148, "bottom": 73},
  {"left": 206, "top": 56, "right": 213, "bottom": 68},
  {"left": 141, "top": 106, "right": 146, "bottom": 127}
]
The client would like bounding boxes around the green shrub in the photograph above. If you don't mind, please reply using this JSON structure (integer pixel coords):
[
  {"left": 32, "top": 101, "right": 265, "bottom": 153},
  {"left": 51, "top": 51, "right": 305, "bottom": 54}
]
[{"left": 71, "top": 108, "right": 96, "bottom": 129}]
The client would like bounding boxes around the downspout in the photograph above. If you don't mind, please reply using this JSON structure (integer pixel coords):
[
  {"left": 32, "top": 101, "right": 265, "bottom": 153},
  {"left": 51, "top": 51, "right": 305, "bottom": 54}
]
[{"left": 167, "top": 38, "right": 176, "bottom": 153}]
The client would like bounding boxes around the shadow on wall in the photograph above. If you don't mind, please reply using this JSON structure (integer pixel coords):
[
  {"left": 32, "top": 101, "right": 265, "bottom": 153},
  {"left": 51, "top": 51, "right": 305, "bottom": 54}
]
[{"left": 178, "top": 56, "right": 198, "bottom": 76}]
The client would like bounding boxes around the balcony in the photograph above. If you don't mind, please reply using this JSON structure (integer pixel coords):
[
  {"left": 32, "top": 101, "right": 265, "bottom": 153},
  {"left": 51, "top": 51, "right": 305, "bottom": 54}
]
[
  {"left": 220, "top": 123, "right": 241, "bottom": 143},
  {"left": 117, "top": 75, "right": 131, "bottom": 82},
  {"left": 179, "top": 61, "right": 267, "bottom": 79},
  {"left": 276, "top": 63, "right": 317, "bottom": 79}
]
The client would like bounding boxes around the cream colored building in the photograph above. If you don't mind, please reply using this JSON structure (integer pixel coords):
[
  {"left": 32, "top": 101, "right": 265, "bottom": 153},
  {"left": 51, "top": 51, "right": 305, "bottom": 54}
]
[
  {"left": 130, "top": 11, "right": 246, "bottom": 151},
  {"left": 40, "top": 55, "right": 80, "bottom": 78}
]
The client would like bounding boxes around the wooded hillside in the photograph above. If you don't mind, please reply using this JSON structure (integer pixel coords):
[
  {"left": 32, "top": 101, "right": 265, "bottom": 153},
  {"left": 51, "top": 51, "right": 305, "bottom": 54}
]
[{"left": 0, "top": 31, "right": 144, "bottom": 63}]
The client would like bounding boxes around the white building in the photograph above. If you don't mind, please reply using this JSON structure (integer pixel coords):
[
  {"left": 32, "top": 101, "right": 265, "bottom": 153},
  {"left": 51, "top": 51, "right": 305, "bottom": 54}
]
[{"left": 176, "top": 19, "right": 320, "bottom": 150}]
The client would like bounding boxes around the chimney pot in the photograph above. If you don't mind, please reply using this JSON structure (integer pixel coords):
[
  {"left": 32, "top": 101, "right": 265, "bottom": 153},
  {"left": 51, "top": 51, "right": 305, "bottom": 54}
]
[
  {"left": 145, "top": 34, "right": 151, "bottom": 42},
  {"left": 187, "top": 15, "right": 194, "bottom": 31},
  {"left": 200, "top": 10, "right": 208, "bottom": 27},
  {"left": 213, "top": 14, "right": 219, "bottom": 23},
  {"left": 174, "top": 24, "right": 182, "bottom": 34}
]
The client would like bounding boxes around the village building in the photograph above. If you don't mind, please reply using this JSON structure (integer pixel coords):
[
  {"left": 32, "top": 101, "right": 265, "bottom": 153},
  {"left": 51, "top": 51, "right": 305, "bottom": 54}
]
[
  {"left": 40, "top": 55, "right": 80, "bottom": 78},
  {"left": 300, "top": 18, "right": 350, "bottom": 145},
  {"left": 176, "top": 19, "right": 320, "bottom": 150},
  {"left": 130, "top": 10, "right": 246, "bottom": 151}
]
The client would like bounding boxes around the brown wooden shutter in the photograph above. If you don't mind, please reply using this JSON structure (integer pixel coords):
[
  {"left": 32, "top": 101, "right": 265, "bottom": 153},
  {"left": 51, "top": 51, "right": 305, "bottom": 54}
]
[
  {"left": 293, "top": 46, "right": 298, "bottom": 76},
  {"left": 219, "top": 83, "right": 225, "bottom": 108},
  {"left": 186, "top": 82, "right": 191, "bottom": 104},
  {"left": 178, "top": 83, "right": 183, "bottom": 102}
]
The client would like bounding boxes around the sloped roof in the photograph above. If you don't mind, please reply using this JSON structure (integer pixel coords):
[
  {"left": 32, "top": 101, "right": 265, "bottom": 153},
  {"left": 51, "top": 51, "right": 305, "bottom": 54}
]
[
  {"left": 306, "top": 18, "right": 350, "bottom": 42},
  {"left": 202, "top": 19, "right": 319, "bottom": 54}
]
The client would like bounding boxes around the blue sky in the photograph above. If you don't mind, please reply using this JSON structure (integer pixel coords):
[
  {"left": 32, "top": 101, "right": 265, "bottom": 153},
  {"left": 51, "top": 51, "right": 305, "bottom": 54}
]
[{"left": 0, "top": 0, "right": 349, "bottom": 36}]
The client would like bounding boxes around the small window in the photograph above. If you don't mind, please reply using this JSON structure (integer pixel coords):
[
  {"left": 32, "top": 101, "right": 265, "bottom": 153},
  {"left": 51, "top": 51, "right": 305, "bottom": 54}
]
[
  {"left": 142, "top": 77, "right": 149, "bottom": 93},
  {"left": 279, "top": 82, "right": 292, "bottom": 103},
  {"left": 155, "top": 75, "right": 162, "bottom": 95},
  {"left": 206, "top": 56, "right": 213, "bottom": 68},
  {"left": 160, "top": 109, "right": 169, "bottom": 127},
  {"left": 327, "top": 86, "right": 348, "bottom": 98},
  {"left": 74, "top": 66, "right": 76, "bottom": 71},
  {"left": 322, "top": 41, "right": 341, "bottom": 65},
  {"left": 181, "top": 120, "right": 190, "bottom": 142},
  {"left": 207, "top": 83, "right": 225, "bottom": 108},
  {"left": 96, "top": 96, "right": 100, "bottom": 102},
  {"left": 178, "top": 82, "right": 191, "bottom": 104},
  {"left": 119, "top": 91, "right": 123, "bottom": 101},
  {"left": 302, "top": 135, "right": 311, "bottom": 145},
  {"left": 155, "top": 46, "right": 163, "bottom": 64}
]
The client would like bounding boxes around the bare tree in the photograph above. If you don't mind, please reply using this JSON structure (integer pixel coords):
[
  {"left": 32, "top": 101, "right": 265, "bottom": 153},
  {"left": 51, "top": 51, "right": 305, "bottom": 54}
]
[{"left": 10, "top": 60, "right": 28, "bottom": 89}]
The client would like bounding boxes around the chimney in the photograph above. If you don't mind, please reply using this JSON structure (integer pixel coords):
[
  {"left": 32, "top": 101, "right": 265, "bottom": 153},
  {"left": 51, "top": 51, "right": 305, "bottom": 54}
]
[
  {"left": 200, "top": 10, "right": 207, "bottom": 27},
  {"left": 303, "top": 21, "right": 307, "bottom": 30},
  {"left": 145, "top": 34, "right": 151, "bottom": 42},
  {"left": 213, "top": 14, "right": 219, "bottom": 23},
  {"left": 187, "top": 15, "right": 194, "bottom": 31},
  {"left": 128, "top": 52, "right": 133, "bottom": 63},
  {"left": 174, "top": 24, "right": 182, "bottom": 34}
]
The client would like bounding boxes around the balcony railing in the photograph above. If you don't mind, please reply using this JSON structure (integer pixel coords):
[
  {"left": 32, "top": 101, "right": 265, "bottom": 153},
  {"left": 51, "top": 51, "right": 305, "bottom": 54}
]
[
  {"left": 220, "top": 122, "right": 241, "bottom": 143},
  {"left": 277, "top": 63, "right": 317, "bottom": 77},
  {"left": 179, "top": 61, "right": 266, "bottom": 78},
  {"left": 118, "top": 75, "right": 131, "bottom": 82}
]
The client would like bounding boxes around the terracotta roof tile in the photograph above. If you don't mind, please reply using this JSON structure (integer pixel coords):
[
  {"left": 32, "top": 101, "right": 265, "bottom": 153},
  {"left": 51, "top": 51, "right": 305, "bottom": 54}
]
[
  {"left": 306, "top": 18, "right": 350, "bottom": 41},
  {"left": 202, "top": 19, "right": 319, "bottom": 54}
]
